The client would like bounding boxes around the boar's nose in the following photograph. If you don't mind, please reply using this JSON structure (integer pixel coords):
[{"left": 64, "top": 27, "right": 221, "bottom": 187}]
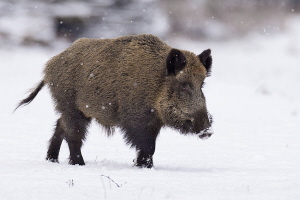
[
  {"left": 198, "top": 127, "right": 213, "bottom": 140},
  {"left": 198, "top": 113, "right": 213, "bottom": 139}
]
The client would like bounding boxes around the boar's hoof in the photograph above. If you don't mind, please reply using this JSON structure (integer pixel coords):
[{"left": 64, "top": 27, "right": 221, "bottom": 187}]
[
  {"left": 68, "top": 156, "right": 85, "bottom": 166},
  {"left": 133, "top": 157, "right": 153, "bottom": 169},
  {"left": 69, "top": 160, "right": 85, "bottom": 166},
  {"left": 46, "top": 157, "right": 59, "bottom": 163}
]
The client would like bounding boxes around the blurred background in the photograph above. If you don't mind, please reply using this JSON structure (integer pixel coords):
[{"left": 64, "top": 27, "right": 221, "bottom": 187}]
[{"left": 1, "top": 0, "right": 299, "bottom": 48}]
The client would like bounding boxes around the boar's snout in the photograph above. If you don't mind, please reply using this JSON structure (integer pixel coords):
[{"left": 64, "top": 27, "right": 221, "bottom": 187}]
[
  {"left": 195, "top": 112, "right": 213, "bottom": 139},
  {"left": 164, "top": 106, "right": 214, "bottom": 139},
  {"left": 198, "top": 128, "right": 213, "bottom": 140}
]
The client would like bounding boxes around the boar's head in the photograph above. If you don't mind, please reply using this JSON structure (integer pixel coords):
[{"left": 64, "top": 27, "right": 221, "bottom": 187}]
[{"left": 156, "top": 49, "right": 213, "bottom": 139}]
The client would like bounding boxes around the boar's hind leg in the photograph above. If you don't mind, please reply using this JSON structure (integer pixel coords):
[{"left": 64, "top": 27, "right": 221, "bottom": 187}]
[
  {"left": 46, "top": 118, "right": 65, "bottom": 163},
  {"left": 46, "top": 111, "right": 91, "bottom": 165},
  {"left": 62, "top": 110, "right": 91, "bottom": 165}
]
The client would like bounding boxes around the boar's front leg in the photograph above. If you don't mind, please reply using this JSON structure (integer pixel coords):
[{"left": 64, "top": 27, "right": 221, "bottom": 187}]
[
  {"left": 134, "top": 142, "right": 156, "bottom": 168},
  {"left": 122, "top": 120, "right": 160, "bottom": 169}
]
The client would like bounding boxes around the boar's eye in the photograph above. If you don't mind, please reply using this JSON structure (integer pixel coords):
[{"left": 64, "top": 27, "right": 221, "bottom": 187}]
[{"left": 180, "top": 82, "right": 192, "bottom": 95}]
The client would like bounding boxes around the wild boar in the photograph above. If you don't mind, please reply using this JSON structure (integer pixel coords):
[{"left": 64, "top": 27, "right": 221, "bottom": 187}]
[{"left": 16, "top": 34, "right": 213, "bottom": 168}]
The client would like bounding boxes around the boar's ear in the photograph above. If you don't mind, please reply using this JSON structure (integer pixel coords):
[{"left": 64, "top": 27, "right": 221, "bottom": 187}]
[
  {"left": 198, "top": 49, "right": 212, "bottom": 76},
  {"left": 166, "top": 49, "right": 186, "bottom": 76}
]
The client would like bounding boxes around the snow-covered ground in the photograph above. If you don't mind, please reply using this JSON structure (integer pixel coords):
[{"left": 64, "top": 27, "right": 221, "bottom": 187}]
[{"left": 1, "top": 16, "right": 300, "bottom": 200}]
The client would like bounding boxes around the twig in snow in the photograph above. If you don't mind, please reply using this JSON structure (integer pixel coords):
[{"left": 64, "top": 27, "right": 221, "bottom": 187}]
[
  {"left": 100, "top": 175, "right": 126, "bottom": 188},
  {"left": 100, "top": 176, "right": 106, "bottom": 199}
]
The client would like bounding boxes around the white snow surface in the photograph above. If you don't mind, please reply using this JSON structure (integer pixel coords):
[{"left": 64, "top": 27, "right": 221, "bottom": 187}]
[{"left": 1, "top": 16, "right": 300, "bottom": 200}]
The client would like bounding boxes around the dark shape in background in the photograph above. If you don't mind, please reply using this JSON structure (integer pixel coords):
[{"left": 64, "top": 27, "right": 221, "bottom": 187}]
[{"left": 0, "top": 0, "right": 299, "bottom": 47}]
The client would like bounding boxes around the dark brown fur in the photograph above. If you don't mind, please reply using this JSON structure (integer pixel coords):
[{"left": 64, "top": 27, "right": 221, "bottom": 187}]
[{"left": 16, "top": 34, "right": 213, "bottom": 168}]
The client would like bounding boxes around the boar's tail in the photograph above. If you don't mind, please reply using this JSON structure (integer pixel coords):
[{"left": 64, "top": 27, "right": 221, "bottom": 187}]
[{"left": 14, "top": 80, "right": 45, "bottom": 112}]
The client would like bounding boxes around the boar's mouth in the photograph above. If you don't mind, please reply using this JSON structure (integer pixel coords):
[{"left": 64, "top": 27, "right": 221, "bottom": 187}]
[
  {"left": 177, "top": 110, "right": 213, "bottom": 139},
  {"left": 181, "top": 118, "right": 213, "bottom": 139},
  {"left": 162, "top": 105, "right": 213, "bottom": 138}
]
